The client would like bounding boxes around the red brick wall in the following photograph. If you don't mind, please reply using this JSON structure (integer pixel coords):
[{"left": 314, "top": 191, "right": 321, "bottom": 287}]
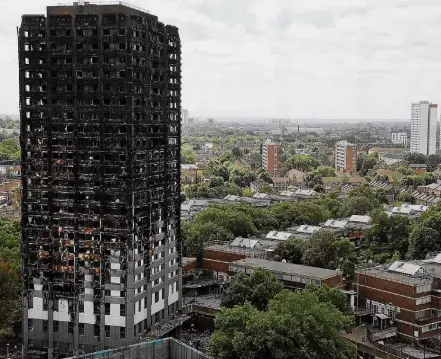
[
  {"left": 323, "top": 275, "right": 343, "bottom": 288},
  {"left": 203, "top": 249, "right": 245, "bottom": 262},
  {"left": 183, "top": 259, "right": 197, "bottom": 272},
  {"left": 202, "top": 259, "right": 230, "bottom": 273}
]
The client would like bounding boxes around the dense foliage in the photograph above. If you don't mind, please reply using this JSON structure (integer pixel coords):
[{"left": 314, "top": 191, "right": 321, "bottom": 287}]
[
  {"left": 221, "top": 268, "right": 284, "bottom": 310},
  {"left": 0, "top": 139, "right": 20, "bottom": 162},
  {"left": 0, "top": 218, "right": 21, "bottom": 337},
  {"left": 208, "top": 285, "right": 355, "bottom": 359}
]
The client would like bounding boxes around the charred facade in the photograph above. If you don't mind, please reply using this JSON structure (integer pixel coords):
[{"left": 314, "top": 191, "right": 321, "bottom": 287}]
[{"left": 18, "top": 3, "right": 181, "bottom": 358}]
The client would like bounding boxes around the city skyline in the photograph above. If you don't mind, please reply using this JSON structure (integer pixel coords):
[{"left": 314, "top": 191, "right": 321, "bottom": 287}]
[{"left": 3, "top": 0, "right": 441, "bottom": 119}]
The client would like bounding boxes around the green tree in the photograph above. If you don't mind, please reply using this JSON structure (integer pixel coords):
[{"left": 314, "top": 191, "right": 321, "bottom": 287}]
[
  {"left": 208, "top": 290, "right": 355, "bottom": 359},
  {"left": 362, "top": 211, "right": 410, "bottom": 261},
  {"left": 285, "top": 154, "right": 320, "bottom": 172},
  {"left": 181, "top": 144, "right": 196, "bottom": 164},
  {"left": 396, "top": 191, "right": 416, "bottom": 204},
  {"left": 0, "top": 139, "right": 20, "bottom": 161},
  {"left": 405, "top": 152, "right": 427, "bottom": 164},
  {"left": 339, "top": 196, "right": 376, "bottom": 217},
  {"left": 231, "top": 146, "right": 242, "bottom": 159},
  {"left": 305, "top": 171, "right": 323, "bottom": 188},
  {"left": 221, "top": 268, "right": 284, "bottom": 311},
  {"left": 408, "top": 225, "right": 440, "bottom": 260},
  {"left": 314, "top": 166, "right": 336, "bottom": 177},
  {"left": 182, "top": 221, "right": 234, "bottom": 258},
  {"left": 194, "top": 206, "right": 257, "bottom": 237},
  {"left": 273, "top": 238, "right": 304, "bottom": 264},
  {"left": 304, "top": 283, "right": 353, "bottom": 317},
  {"left": 395, "top": 166, "right": 413, "bottom": 176},
  {"left": 302, "top": 230, "right": 338, "bottom": 268},
  {"left": 0, "top": 218, "right": 21, "bottom": 336},
  {"left": 270, "top": 202, "right": 331, "bottom": 230}
]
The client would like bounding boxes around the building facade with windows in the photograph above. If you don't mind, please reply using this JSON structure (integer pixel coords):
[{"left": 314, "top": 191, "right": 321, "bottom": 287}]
[
  {"left": 334, "top": 140, "right": 357, "bottom": 173},
  {"left": 410, "top": 101, "right": 438, "bottom": 155},
  {"left": 262, "top": 139, "right": 280, "bottom": 175},
  {"left": 356, "top": 258, "right": 441, "bottom": 344},
  {"left": 19, "top": 3, "right": 182, "bottom": 358},
  {"left": 391, "top": 132, "right": 408, "bottom": 147}
]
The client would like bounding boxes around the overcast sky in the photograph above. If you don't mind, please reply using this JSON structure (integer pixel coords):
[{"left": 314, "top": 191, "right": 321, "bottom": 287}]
[{"left": 2, "top": 0, "right": 441, "bottom": 119}]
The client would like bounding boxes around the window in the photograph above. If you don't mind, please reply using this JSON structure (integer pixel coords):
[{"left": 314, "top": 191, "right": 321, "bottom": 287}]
[
  {"left": 54, "top": 321, "right": 59, "bottom": 333},
  {"left": 79, "top": 323, "right": 84, "bottom": 335},
  {"left": 79, "top": 301, "right": 84, "bottom": 313},
  {"left": 105, "top": 303, "right": 110, "bottom": 315},
  {"left": 43, "top": 297, "right": 48, "bottom": 310},
  {"left": 120, "top": 327, "right": 125, "bottom": 339},
  {"left": 138, "top": 301, "right": 141, "bottom": 312},
  {"left": 120, "top": 304, "right": 126, "bottom": 316},
  {"left": 144, "top": 297, "right": 148, "bottom": 308},
  {"left": 416, "top": 310, "right": 426, "bottom": 319},
  {"left": 28, "top": 296, "right": 33, "bottom": 309},
  {"left": 105, "top": 290, "right": 110, "bottom": 296},
  {"left": 94, "top": 324, "right": 100, "bottom": 337},
  {"left": 417, "top": 296, "right": 431, "bottom": 305},
  {"left": 68, "top": 322, "right": 73, "bottom": 334},
  {"left": 28, "top": 319, "right": 34, "bottom": 331},
  {"left": 105, "top": 325, "right": 110, "bottom": 338},
  {"left": 43, "top": 320, "right": 48, "bottom": 332},
  {"left": 155, "top": 291, "right": 159, "bottom": 303}
]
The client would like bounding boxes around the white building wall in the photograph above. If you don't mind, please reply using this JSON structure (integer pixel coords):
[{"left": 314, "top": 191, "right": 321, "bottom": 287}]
[
  {"left": 79, "top": 301, "right": 95, "bottom": 324},
  {"left": 28, "top": 297, "right": 48, "bottom": 320},
  {"left": 411, "top": 101, "right": 438, "bottom": 155},
  {"left": 105, "top": 303, "right": 126, "bottom": 327}
]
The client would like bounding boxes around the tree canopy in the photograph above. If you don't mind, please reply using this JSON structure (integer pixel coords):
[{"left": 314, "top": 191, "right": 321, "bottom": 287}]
[
  {"left": 208, "top": 290, "right": 355, "bottom": 359},
  {"left": 221, "top": 268, "right": 284, "bottom": 311},
  {"left": 0, "top": 139, "right": 20, "bottom": 162},
  {"left": 0, "top": 218, "right": 21, "bottom": 337}
]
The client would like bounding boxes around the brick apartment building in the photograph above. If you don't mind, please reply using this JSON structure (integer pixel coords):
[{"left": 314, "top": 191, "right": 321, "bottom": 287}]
[
  {"left": 229, "top": 258, "right": 343, "bottom": 290},
  {"left": 335, "top": 140, "right": 357, "bottom": 173},
  {"left": 262, "top": 139, "right": 280, "bottom": 175},
  {"left": 356, "top": 258, "right": 441, "bottom": 345}
]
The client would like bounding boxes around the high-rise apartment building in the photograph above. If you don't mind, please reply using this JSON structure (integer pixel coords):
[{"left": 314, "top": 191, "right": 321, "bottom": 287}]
[
  {"left": 391, "top": 132, "right": 408, "bottom": 147},
  {"left": 19, "top": 3, "right": 181, "bottom": 358},
  {"left": 410, "top": 101, "right": 437, "bottom": 155},
  {"left": 335, "top": 140, "right": 357, "bottom": 173},
  {"left": 262, "top": 139, "right": 280, "bottom": 175}
]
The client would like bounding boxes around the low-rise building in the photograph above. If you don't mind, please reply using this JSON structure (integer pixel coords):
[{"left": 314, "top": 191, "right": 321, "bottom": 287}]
[
  {"left": 229, "top": 258, "right": 343, "bottom": 289},
  {"left": 388, "top": 204, "right": 428, "bottom": 220},
  {"left": 410, "top": 163, "right": 428, "bottom": 174},
  {"left": 287, "top": 168, "right": 306, "bottom": 184},
  {"left": 181, "top": 164, "right": 204, "bottom": 185},
  {"left": 356, "top": 258, "right": 441, "bottom": 345},
  {"left": 272, "top": 177, "right": 291, "bottom": 191},
  {"left": 265, "top": 231, "right": 294, "bottom": 241},
  {"left": 322, "top": 219, "right": 348, "bottom": 237},
  {"left": 379, "top": 152, "right": 406, "bottom": 166},
  {"left": 391, "top": 132, "right": 408, "bottom": 147}
]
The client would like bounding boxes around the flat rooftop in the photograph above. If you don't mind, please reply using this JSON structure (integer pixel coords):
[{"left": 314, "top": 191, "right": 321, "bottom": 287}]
[
  {"left": 358, "top": 266, "right": 433, "bottom": 285},
  {"left": 230, "top": 258, "right": 338, "bottom": 280}
]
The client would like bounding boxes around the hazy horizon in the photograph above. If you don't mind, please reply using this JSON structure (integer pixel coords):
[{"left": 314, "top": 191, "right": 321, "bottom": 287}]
[{"left": 2, "top": 0, "right": 440, "bottom": 119}]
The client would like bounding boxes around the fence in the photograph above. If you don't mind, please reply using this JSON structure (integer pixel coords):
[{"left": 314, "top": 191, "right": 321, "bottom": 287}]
[{"left": 66, "top": 338, "right": 212, "bottom": 359}]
